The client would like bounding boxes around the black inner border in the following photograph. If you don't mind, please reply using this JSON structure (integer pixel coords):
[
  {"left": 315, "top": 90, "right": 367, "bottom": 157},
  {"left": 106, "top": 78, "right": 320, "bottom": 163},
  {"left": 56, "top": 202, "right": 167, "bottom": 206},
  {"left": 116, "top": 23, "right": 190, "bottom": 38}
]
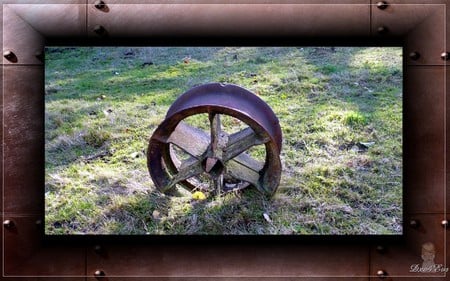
[{"left": 42, "top": 36, "right": 406, "bottom": 245}]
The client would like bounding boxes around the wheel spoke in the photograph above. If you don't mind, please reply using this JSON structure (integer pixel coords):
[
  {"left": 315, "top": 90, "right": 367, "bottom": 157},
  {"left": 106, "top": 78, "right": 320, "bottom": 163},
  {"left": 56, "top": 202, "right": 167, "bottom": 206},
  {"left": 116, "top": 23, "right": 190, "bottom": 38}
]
[
  {"left": 223, "top": 127, "right": 269, "bottom": 161},
  {"left": 164, "top": 115, "right": 268, "bottom": 193},
  {"left": 167, "top": 121, "right": 210, "bottom": 158},
  {"left": 234, "top": 152, "right": 265, "bottom": 172},
  {"left": 164, "top": 157, "right": 204, "bottom": 191},
  {"left": 209, "top": 112, "right": 220, "bottom": 151},
  {"left": 209, "top": 112, "right": 229, "bottom": 157},
  {"left": 226, "top": 160, "right": 262, "bottom": 191},
  {"left": 208, "top": 112, "right": 222, "bottom": 139}
]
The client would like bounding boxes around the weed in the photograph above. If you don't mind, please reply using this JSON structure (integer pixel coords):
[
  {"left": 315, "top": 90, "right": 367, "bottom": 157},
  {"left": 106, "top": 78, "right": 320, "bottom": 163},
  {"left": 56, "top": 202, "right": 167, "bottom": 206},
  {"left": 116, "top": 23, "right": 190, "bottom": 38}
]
[
  {"left": 320, "top": 65, "right": 340, "bottom": 75},
  {"left": 343, "top": 111, "right": 367, "bottom": 127},
  {"left": 82, "top": 129, "right": 111, "bottom": 148}
]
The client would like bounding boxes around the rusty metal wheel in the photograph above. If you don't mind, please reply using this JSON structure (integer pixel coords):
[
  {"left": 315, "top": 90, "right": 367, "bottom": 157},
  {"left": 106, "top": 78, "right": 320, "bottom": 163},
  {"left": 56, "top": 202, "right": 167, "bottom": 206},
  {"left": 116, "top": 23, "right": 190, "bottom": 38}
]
[{"left": 147, "top": 83, "right": 282, "bottom": 197}]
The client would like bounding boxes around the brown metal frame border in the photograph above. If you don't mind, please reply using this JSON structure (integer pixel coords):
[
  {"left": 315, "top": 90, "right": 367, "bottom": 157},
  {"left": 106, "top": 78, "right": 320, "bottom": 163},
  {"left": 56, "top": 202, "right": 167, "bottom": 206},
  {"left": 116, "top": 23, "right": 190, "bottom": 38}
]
[{"left": 1, "top": 1, "right": 448, "bottom": 279}]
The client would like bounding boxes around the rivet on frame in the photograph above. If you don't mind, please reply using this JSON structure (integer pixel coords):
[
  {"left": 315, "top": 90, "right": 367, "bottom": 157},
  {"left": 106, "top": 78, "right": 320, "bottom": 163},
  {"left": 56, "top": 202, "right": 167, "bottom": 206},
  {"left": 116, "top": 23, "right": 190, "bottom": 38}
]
[
  {"left": 94, "top": 244, "right": 103, "bottom": 254},
  {"left": 409, "top": 219, "right": 420, "bottom": 228},
  {"left": 94, "top": 269, "right": 105, "bottom": 277},
  {"left": 35, "top": 50, "right": 44, "bottom": 61},
  {"left": 442, "top": 220, "right": 448, "bottom": 227},
  {"left": 441, "top": 52, "right": 449, "bottom": 61},
  {"left": 377, "top": 26, "right": 388, "bottom": 34},
  {"left": 376, "top": 245, "right": 386, "bottom": 254},
  {"left": 3, "top": 220, "right": 15, "bottom": 228},
  {"left": 376, "top": 1, "right": 389, "bottom": 10},
  {"left": 409, "top": 52, "right": 420, "bottom": 61},
  {"left": 376, "top": 269, "right": 387, "bottom": 278},
  {"left": 94, "top": 0, "right": 106, "bottom": 10},
  {"left": 93, "top": 25, "right": 106, "bottom": 35},
  {"left": 35, "top": 219, "right": 43, "bottom": 226},
  {"left": 3, "top": 50, "right": 15, "bottom": 60}
]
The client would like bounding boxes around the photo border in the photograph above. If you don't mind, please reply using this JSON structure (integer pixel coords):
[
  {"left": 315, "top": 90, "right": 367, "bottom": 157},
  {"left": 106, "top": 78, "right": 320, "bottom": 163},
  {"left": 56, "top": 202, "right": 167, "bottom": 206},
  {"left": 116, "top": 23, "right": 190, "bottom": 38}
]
[{"left": 2, "top": 1, "right": 447, "bottom": 278}]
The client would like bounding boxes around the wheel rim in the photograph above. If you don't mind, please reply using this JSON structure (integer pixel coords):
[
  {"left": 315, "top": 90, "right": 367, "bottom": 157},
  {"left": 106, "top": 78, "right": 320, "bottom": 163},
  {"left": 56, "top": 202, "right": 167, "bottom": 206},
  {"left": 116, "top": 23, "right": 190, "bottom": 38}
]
[{"left": 147, "top": 83, "right": 282, "bottom": 197}]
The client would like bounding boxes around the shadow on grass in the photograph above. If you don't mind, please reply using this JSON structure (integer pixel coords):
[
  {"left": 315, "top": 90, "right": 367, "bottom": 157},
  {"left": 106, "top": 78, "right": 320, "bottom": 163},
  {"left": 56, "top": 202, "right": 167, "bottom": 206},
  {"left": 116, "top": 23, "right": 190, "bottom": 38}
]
[
  {"left": 299, "top": 47, "right": 402, "bottom": 119},
  {"left": 98, "top": 186, "right": 274, "bottom": 235},
  {"left": 99, "top": 189, "right": 172, "bottom": 235},
  {"left": 46, "top": 51, "right": 219, "bottom": 106},
  {"left": 161, "top": 189, "right": 273, "bottom": 235}
]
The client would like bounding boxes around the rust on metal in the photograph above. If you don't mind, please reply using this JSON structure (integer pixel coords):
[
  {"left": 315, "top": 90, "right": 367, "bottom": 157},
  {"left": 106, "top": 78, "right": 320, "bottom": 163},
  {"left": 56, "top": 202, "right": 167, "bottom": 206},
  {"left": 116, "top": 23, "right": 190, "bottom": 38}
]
[
  {"left": 404, "top": 67, "right": 445, "bottom": 212},
  {"left": 3, "top": 67, "right": 44, "bottom": 214},
  {"left": 147, "top": 83, "right": 282, "bottom": 197}
]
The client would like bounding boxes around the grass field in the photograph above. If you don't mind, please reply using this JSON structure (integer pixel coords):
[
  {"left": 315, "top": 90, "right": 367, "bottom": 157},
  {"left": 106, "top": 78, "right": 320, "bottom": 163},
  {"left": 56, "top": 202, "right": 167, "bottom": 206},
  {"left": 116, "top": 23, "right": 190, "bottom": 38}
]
[{"left": 45, "top": 47, "right": 402, "bottom": 235}]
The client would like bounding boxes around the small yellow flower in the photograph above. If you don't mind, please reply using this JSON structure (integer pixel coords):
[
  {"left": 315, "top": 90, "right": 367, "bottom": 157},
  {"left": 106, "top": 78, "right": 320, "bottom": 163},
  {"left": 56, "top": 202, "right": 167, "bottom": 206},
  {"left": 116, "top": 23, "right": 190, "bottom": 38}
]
[
  {"left": 182, "top": 203, "right": 192, "bottom": 212},
  {"left": 192, "top": 191, "right": 206, "bottom": 200}
]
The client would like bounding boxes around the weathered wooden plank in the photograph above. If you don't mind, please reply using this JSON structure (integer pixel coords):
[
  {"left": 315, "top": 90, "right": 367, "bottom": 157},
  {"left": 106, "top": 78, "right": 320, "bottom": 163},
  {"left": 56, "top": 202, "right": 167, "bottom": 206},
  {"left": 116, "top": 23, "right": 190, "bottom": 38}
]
[
  {"left": 209, "top": 112, "right": 229, "bottom": 159},
  {"left": 234, "top": 152, "right": 264, "bottom": 172},
  {"left": 167, "top": 121, "right": 210, "bottom": 157},
  {"left": 165, "top": 157, "right": 204, "bottom": 190},
  {"left": 224, "top": 127, "right": 268, "bottom": 161},
  {"left": 226, "top": 159, "right": 261, "bottom": 190}
]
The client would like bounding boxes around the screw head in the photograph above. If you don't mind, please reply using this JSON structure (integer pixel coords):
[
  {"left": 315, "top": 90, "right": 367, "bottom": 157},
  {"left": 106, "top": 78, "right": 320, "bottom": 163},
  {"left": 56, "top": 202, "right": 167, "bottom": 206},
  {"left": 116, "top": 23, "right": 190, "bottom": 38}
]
[
  {"left": 35, "top": 219, "right": 42, "bottom": 226},
  {"left": 376, "top": 269, "right": 387, "bottom": 278},
  {"left": 3, "top": 50, "right": 14, "bottom": 59},
  {"left": 441, "top": 52, "right": 449, "bottom": 61},
  {"left": 35, "top": 50, "right": 44, "bottom": 60},
  {"left": 409, "top": 219, "right": 419, "bottom": 228},
  {"left": 94, "top": 0, "right": 105, "bottom": 10},
  {"left": 376, "top": 245, "right": 386, "bottom": 253},
  {"left": 93, "top": 244, "right": 103, "bottom": 253},
  {"left": 409, "top": 51, "right": 420, "bottom": 60},
  {"left": 377, "top": 1, "right": 388, "bottom": 10},
  {"left": 442, "top": 220, "right": 448, "bottom": 227},
  {"left": 94, "top": 269, "right": 105, "bottom": 277},
  {"left": 377, "top": 26, "right": 388, "bottom": 34},
  {"left": 3, "top": 220, "right": 14, "bottom": 228},
  {"left": 93, "top": 25, "right": 106, "bottom": 35}
]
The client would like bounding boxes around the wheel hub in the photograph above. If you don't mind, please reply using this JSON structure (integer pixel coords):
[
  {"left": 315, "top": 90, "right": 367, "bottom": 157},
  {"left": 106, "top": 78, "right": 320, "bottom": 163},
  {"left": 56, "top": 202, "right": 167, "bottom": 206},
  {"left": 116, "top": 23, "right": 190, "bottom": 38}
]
[{"left": 202, "top": 157, "right": 224, "bottom": 178}]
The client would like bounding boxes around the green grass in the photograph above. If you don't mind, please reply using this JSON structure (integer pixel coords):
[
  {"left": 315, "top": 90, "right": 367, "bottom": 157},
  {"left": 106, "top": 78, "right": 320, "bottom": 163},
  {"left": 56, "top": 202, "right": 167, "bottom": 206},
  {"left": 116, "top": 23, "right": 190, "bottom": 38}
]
[{"left": 45, "top": 47, "right": 403, "bottom": 235}]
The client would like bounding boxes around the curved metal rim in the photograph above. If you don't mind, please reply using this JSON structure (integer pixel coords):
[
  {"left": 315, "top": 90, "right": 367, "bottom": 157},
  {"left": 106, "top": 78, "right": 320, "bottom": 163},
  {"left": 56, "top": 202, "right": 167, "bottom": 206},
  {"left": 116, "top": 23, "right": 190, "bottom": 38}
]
[
  {"left": 166, "top": 83, "right": 282, "bottom": 153},
  {"left": 148, "top": 83, "right": 282, "bottom": 197}
]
